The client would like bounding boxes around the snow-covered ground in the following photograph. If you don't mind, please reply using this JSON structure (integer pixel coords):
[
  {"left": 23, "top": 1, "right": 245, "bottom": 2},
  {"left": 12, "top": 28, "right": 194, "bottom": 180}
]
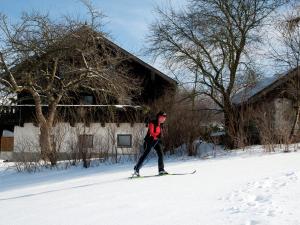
[{"left": 1, "top": 146, "right": 300, "bottom": 225}]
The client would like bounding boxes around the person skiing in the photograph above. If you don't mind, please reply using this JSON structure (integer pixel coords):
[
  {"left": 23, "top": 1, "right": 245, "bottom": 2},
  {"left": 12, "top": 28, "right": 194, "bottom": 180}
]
[{"left": 133, "top": 111, "right": 168, "bottom": 177}]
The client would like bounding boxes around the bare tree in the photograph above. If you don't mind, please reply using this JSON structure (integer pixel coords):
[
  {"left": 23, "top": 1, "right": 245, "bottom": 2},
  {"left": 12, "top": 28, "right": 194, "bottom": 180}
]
[
  {"left": 14, "top": 134, "right": 42, "bottom": 172},
  {"left": 0, "top": 2, "right": 138, "bottom": 165},
  {"left": 151, "top": 88, "right": 221, "bottom": 155},
  {"left": 270, "top": 3, "right": 300, "bottom": 140},
  {"left": 148, "top": 0, "right": 288, "bottom": 148},
  {"left": 256, "top": 115, "right": 276, "bottom": 152}
]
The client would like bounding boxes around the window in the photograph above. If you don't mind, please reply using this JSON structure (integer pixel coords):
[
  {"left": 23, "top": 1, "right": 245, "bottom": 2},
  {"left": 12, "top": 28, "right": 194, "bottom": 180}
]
[
  {"left": 81, "top": 95, "right": 93, "bottom": 105},
  {"left": 78, "top": 134, "right": 94, "bottom": 149},
  {"left": 117, "top": 134, "right": 132, "bottom": 148}
]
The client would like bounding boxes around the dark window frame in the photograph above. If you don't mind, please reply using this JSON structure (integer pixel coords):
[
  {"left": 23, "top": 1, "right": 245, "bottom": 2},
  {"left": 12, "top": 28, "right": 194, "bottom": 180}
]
[
  {"left": 80, "top": 95, "right": 94, "bottom": 105},
  {"left": 78, "top": 134, "right": 94, "bottom": 149},
  {"left": 117, "top": 134, "right": 132, "bottom": 148}
]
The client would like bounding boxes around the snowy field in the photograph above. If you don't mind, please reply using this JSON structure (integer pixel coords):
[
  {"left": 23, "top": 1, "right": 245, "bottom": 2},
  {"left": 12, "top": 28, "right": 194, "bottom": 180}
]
[{"left": 1, "top": 146, "right": 300, "bottom": 225}]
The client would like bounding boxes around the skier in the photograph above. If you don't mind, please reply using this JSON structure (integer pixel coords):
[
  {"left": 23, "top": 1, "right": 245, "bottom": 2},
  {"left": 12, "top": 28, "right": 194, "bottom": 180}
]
[{"left": 133, "top": 111, "right": 168, "bottom": 177}]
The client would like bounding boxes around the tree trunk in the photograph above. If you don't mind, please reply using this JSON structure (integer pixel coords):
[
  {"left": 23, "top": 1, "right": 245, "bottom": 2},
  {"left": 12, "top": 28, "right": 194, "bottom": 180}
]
[
  {"left": 40, "top": 123, "right": 57, "bottom": 166},
  {"left": 187, "top": 135, "right": 195, "bottom": 156},
  {"left": 290, "top": 105, "right": 300, "bottom": 141},
  {"left": 30, "top": 90, "right": 58, "bottom": 166},
  {"left": 223, "top": 99, "right": 239, "bottom": 149},
  {"left": 187, "top": 71, "right": 198, "bottom": 156},
  {"left": 187, "top": 109, "right": 197, "bottom": 156}
]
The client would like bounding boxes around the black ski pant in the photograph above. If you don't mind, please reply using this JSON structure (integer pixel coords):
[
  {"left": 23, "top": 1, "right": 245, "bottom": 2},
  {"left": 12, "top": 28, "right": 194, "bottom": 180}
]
[{"left": 134, "top": 139, "right": 164, "bottom": 172}]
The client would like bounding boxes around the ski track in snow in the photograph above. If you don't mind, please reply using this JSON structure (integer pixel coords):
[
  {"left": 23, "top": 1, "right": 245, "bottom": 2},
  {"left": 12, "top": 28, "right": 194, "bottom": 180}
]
[
  {"left": 3, "top": 150, "right": 300, "bottom": 225},
  {"left": 220, "top": 170, "right": 300, "bottom": 225}
]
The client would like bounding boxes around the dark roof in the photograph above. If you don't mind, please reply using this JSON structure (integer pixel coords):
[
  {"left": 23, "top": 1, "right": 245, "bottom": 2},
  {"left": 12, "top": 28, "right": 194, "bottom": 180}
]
[
  {"left": 76, "top": 26, "right": 177, "bottom": 86},
  {"left": 232, "top": 67, "right": 299, "bottom": 105},
  {"left": 102, "top": 36, "right": 177, "bottom": 86},
  {"left": 4, "top": 26, "right": 177, "bottom": 87}
]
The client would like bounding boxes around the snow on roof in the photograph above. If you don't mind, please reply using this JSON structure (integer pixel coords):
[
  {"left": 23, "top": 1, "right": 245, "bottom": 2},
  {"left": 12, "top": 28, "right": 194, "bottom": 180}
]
[
  {"left": 11, "top": 104, "right": 142, "bottom": 108},
  {"left": 210, "top": 131, "right": 226, "bottom": 137},
  {"left": 232, "top": 73, "right": 287, "bottom": 105},
  {"left": 2, "top": 130, "right": 14, "bottom": 137}
]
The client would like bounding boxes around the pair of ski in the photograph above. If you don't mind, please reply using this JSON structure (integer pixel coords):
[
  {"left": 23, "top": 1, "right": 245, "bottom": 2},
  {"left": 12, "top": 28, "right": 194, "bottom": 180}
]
[{"left": 129, "top": 170, "right": 196, "bottom": 179}]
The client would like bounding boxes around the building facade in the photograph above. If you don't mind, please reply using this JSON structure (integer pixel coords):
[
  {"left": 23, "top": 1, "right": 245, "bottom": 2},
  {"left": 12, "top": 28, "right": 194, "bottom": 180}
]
[{"left": 0, "top": 32, "right": 176, "bottom": 161}]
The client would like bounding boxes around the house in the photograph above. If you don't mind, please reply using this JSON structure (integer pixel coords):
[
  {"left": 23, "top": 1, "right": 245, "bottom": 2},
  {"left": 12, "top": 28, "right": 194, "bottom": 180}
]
[
  {"left": 0, "top": 30, "right": 177, "bottom": 161},
  {"left": 232, "top": 67, "right": 300, "bottom": 144}
]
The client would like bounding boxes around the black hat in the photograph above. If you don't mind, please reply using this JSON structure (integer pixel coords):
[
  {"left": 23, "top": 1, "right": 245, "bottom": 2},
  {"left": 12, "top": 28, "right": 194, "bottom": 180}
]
[{"left": 157, "top": 111, "right": 167, "bottom": 117}]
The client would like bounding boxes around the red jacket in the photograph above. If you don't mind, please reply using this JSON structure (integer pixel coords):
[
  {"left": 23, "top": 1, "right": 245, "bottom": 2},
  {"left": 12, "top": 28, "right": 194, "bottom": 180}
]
[{"left": 148, "top": 121, "right": 162, "bottom": 140}]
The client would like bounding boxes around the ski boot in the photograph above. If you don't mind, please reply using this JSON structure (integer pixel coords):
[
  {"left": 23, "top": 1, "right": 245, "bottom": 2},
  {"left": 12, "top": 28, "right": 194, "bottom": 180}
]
[
  {"left": 159, "top": 170, "right": 169, "bottom": 176},
  {"left": 132, "top": 169, "right": 140, "bottom": 178}
]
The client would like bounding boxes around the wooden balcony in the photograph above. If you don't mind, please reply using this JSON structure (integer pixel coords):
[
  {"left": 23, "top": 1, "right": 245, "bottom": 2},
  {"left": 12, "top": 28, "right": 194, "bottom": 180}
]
[{"left": 0, "top": 105, "right": 146, "bottom": 127}]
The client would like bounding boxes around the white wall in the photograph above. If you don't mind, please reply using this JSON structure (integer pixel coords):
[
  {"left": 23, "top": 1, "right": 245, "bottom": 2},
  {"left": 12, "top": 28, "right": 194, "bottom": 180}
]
[
  {"left": 0, "top": 152, "right": 13, "bottom": 161},
  {"left": 13, "top": 122, "right": 147, "bottom": 155},
  {"left": 14, "top": 123, "right": 40, "bottom": 153}
]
